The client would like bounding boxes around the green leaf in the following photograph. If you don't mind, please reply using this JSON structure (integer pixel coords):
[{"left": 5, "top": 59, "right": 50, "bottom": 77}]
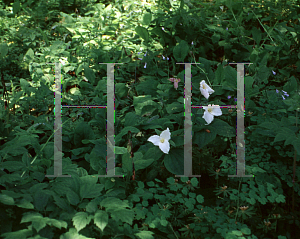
[
  {"left": 0, "top": 161, "right": 26, "bottom": 171},
  {"left": 0, "top": 194, "right": 14, "bottom": 205},
  {"left": 275, "top": 194, "right": 285, "bottom": 203},
  {"left": 23, "top": 48, "right": 34, "bottom": 63},
  {"left": 196, "top": 195, "right": 204, "bottom": 203},
  {"left": 94, "top": 210, "right": 108, "bottom": 232},
  {"left": 193, "top": 130, "right": 217, "bottom": 149},
  {"left": 135, "top": 230, "right": 155, "bottom": 239},
  {"left": 142, "top": 12, "right": 152, "bottom": 25},
  {"left": 240, "top": 227, "right": 251, "bottom": 235},
  {"left": 164, "top": 148, "right": 184, "bottom": 175},
  {"left": 231, "top": 230, "right": 243, "bottom": 236},
  {"left": 110, "top": 208, "right": 134, "bottom": 225},
  {"left": 32, "top": 219, "right": 47, "bottom": 233},
  {"left": 34, "top": 191, "right": 50, "bottom": 211},
  {"left": 273, "top": 133, "right": 286, "bottom": 143},
  {"left": 214, "top": 63, "right": 225, "bottom": 85},
  {"left": 166, "top": 102, "right": 183, "bottom": 114},
  {"left": 100, "top": 197, "right": 129, "bottom": 209},
  {"left": 223, "top": 66, "right": 237, "bottom": 90},
  {"left": 83, "top": 65, "right": 95, "bottom": 84},
  {"left": 135, "top": 26, "right": 149, "bottom": 42},
  {"left": 115, "top": 83, "right": 128, "bottom": 98},
  {"left": 173, "top": 40, "right": 189, "bottom": 62},
  {"left": 0, "top": 43, "right": 8, "bottom": 59},
  {"left": 16, "top": 199, "right": 34, "bottom": 209},
  {"left": 122, "top": 152, "right": 133, "bottom": 175},
  {"left": 79, "top": 175, "right": 104, "bottom": 199},
  {"left": 72, "top": 212, "right": 92, "bottom": 232},
  {"left": 115, "top": 146, "right": 128, "bottom": 154},
  {"left": 1, "top": 229, "right": 33, "bottom": 239},
  {"left": 292, "top": 138, "right": 300, "bottom": 155},
  {"left": 210, "top": 119, "right": 236, "bottom": 137}
]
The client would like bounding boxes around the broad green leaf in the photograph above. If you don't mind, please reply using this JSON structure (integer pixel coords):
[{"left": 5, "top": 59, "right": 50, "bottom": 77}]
[
  {"left": 135, "top": 230, "right": 155, "bottom": 239},
  {"left": 273, "top": 133, "right": 286, "bottom": 143},
  {"left": 23, "top": 48, "right": 34, "bottom": 63},
  {"left": 109, "top": 208, "right": 134, "bottom": 225},
  {"left": 142, "top": 12, "right": 152, "bottom": 25},
  {"left": 164, "top": 148, "right": 184, "bottom": 175},
  {"left": 1, "top": 229, "right": 33, "bottom": 239},
  {"left": 210, "top": 119, "right": 236, "bottom": 137},
  {"left": 100, "top": 197, "right": 129, "bottom": 209},
  {"left": 115, "top": 146, "right": 128, "bottom": 154},
  {"left": 135, "top": 26, "right": 149, "bottom": 42},
  {"left": 16, "top": 199, "right": 34, "bottom": 209},
  {"left": 134, "top": 158, "right": 154, "bottom": 171},
  {"left": 21, "top": 212, "right": 43, "bottom": 223},
  {"left": 83, "top": 65, "right": 95, "bottom": 84},
  {"left": 94, "top": 210, "right": 108, "bottom": 232},
  {"left": 32, "top": 219, "right": 47, "bottom": 233},
  {"left": 0, "top": 194, "right": 14, "bottom": 205},
  {"left": 173, "top": 40, "right": 189, "bottom": 62},
  {"left": 79, "top": 175, "right": 104, "bottom": 199},
  {"left": 193, "top": 130, "right": 217, "bottom": 149},
  {"left": 72, "top": 212, "right": 92, "bottom": 232}
]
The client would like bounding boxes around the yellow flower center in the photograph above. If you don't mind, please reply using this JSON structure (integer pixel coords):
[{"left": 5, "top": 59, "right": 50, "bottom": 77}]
[
  {"left": 208, "top": 108, "right": 212, "bottom": 113},
  {"left": 202, "top": 84, "right": 206, "bottom": 89},
  {"left": 160, "top": 138, "right": 165, "bottom": 143}
]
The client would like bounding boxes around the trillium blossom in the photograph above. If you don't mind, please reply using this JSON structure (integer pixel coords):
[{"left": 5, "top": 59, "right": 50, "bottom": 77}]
[
  {"left": 169, "top": 78, "right": 181, "bottom": 90},
  {"left": 200, "top": 80, "right": 214, "bottom": 99},
  {"left": 147, "top": 128, "right": 171, "bottom": 154},
  {"left": 202, "top": 104, "right": 222, "bottom": 125}
]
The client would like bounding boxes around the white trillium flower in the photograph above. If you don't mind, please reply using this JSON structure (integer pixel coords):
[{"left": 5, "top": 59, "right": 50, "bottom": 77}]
[
  {"left": 147, "top": 128, "right": 171, "bottom": 154},
  {"left": 202, "top": 104, "right": 222, "bottom": 125},
  {"left": 200, "top": 80, "right": 214, "bottom": 99}
]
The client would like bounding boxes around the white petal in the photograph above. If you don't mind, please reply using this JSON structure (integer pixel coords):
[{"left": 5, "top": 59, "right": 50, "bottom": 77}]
[
  {"left": 211, "top": 106, "right": 222, "bottom": 116},
  {"left": 200, "top": 88, "right": 209, "bottom": 99},
  {"left": 160, "top": 128, "right": 171, "bottom": 141},
  {"left": 159, "top": 141, "right": 170, "bottom": 154},
  {"left": 147, "top": 135, "right": 160, "bottom": 146},
  {"left": 206, "top": 85, "right": 214, "bottom": 94},
  {"left": 203, "top": 111, "right": 214, "bottom": 125}
]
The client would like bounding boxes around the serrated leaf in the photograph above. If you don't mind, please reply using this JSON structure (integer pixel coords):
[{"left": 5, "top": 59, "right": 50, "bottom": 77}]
[
  {"left": 109, "top": 208, "right": 134, "bottom": 225},
  {"left": 273, "top": 133, "right": 286, "bottom": 143},
  {"left": 72, "top": 212, "right": 92, "bottom": 232},
  {"left": 135, "top": 231, "right": 155, "bottom": 239},
  {"left": 94, "top": 210, "right": 108, "bottom": 232}
]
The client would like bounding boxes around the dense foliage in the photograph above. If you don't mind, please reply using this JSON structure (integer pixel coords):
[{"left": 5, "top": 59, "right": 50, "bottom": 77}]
[{"left": 0, "top": 0, "right": 300, "bottom": 238}]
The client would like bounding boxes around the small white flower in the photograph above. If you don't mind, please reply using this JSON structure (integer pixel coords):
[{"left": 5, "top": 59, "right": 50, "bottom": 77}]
[
  {"left": 202, "top": 105, "right": 222, "bottom": 125},
  {"left": 147, "top": 128, "right": 171, "bottom": 154},
  {"left": 200, "top": 80, "right": 214, "bottom": 99}
]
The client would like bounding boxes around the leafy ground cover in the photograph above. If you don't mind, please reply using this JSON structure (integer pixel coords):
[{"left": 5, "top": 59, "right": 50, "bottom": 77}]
[{"left": 0, "top": 0, "right": 300, "bottom": 238}]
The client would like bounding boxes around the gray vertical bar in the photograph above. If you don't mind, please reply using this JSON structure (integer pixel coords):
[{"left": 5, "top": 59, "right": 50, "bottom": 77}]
[
  {"left": 98, "top": 63, "right": 123, "bottom": 178},
  {"left": 228, "top": 63, "right": 253, "bottom": 178},
  {"left": 46, "top": 62, "right": 71, "bottom": 178},
  {"left": 175, "top": 63, "right": 201, "bottom": 178}
]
